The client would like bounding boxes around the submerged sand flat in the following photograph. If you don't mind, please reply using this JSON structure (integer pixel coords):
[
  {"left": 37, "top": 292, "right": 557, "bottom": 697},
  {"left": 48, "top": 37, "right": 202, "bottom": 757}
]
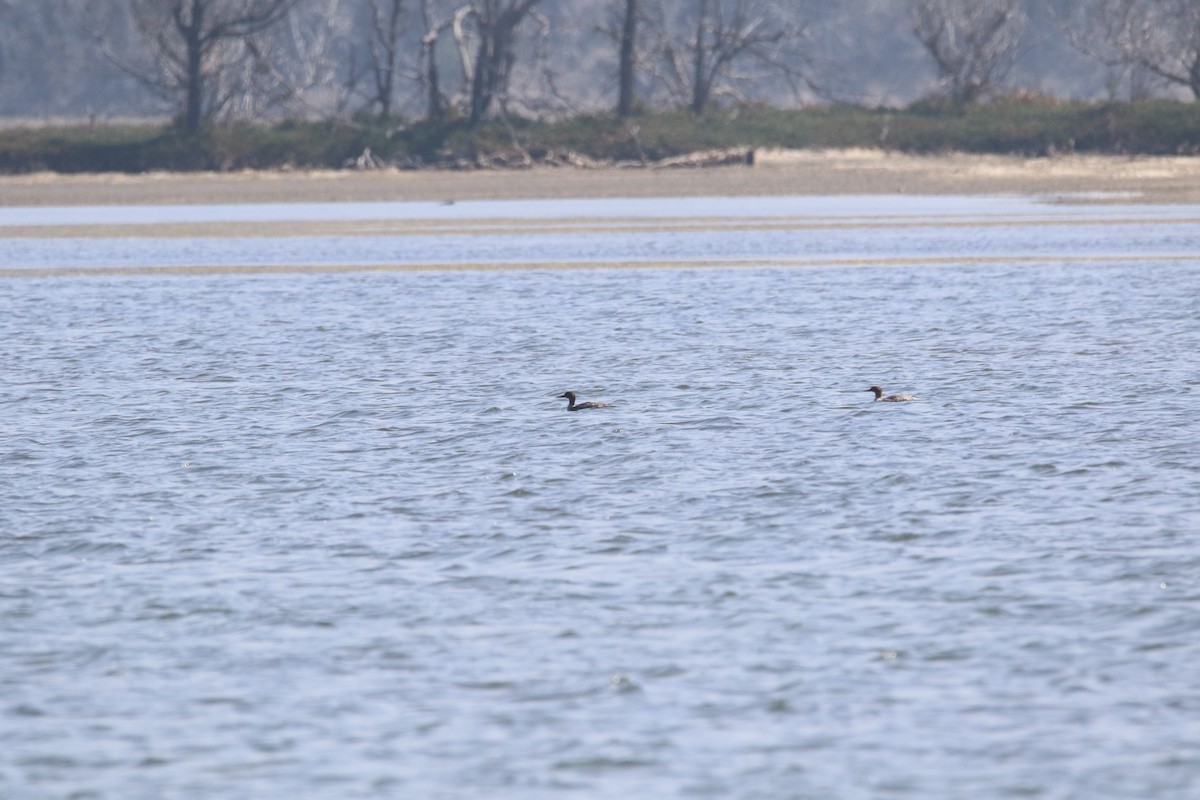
[
  {"left": 8, "top": 253, "right": 1200, "bottom": 280},
  {"left": 4, "top": 150, "right": 1200, "bottom": 210},
  {"left": 4, "top": 151, "right": 1199, "bottom": 277},
  {"left": 7, "top": 210, "right": 1200, "bottom": 241}
]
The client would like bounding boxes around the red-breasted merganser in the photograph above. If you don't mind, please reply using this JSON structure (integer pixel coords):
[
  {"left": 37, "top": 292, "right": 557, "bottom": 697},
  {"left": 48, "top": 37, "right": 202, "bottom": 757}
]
[
  {"left": 559, "top": 391, "right": 611, "bottom": 411},
  {"left": 866, "top": 385, "right": 917, "bottom": 402}
]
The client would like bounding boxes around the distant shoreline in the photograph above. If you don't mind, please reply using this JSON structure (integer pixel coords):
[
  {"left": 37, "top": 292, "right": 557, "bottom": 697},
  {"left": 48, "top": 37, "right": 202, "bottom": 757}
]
[{"left": 4, "top": 150, "right": 1200, "bottom": 208}]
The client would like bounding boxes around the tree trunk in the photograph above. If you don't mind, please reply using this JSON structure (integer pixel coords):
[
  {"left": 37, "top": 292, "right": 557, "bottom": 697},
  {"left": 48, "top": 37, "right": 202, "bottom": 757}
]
[
  {"left": 690, "top": 0, "right": 709, "bottom": 115},
  {"left": 182, "top": 1, "right": 205, "bottom": 133},
  {"left": 616, "top": 0, "right": 637, "bottom": 116},
  {"left": 369, "top": 0, "right": 404, "bottom": 119},
  {"left": 420, "top": 0, "right": 446, "bottom": 122},
  {"left": 466, "top": 1, "right": 539, "bottom": 126},
  {"left": 469, "top": 34, "right": 491, "bottom": 124},
  {"left": 425, "top": 42, "right": 444, "bottom": 120},
  {"left": 469, "top": 9, "right": 513, "bottom": 124}
]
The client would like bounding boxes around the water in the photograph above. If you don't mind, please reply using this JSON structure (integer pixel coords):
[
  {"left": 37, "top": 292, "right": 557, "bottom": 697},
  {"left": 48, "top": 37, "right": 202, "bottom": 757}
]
[
  {"left": 3, "top": 195, "right": 1199, "bottom": 273},
  {"left": 2, "top": 195, "right": 1199, "bottom": 799}
]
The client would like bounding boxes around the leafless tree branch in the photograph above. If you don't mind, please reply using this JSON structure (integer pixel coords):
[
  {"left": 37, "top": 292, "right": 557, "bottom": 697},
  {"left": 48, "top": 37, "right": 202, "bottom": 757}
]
[
  {"left": 109, "top": 0, "right": 297, "bottom": 132},
  {"left": 910, "top": 0, "right": 1026, "bottom": 105},
  {"left": 640, "top": 0, "right": 812, "bottom": 115},
  {"left": 1059, "top": 0, "right": 1200, "bottom": 99}
]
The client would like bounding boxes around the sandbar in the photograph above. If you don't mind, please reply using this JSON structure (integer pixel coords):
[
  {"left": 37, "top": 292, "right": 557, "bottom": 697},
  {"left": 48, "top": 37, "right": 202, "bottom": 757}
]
[{"left": 3, "top": 150, "right": 1200, "bottom": 209}]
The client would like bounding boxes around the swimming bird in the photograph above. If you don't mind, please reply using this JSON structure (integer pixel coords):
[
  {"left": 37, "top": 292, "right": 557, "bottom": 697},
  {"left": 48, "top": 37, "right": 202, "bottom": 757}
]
[
  {"left": 559, "top": 391, "right": 611, "bottom": 411},
  {"left": 866, "top": 385, "right": 917, "bottom": 402}
]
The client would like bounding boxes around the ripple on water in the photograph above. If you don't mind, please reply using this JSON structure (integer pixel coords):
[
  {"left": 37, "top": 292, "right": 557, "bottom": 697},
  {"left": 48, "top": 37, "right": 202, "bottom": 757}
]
[{"left": 3, "top": 223, "right": 1200, "bottom": 798}]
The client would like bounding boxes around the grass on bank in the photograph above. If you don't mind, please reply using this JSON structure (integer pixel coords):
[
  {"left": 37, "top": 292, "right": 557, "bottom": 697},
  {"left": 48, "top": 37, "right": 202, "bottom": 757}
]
[{"left": 2, "top": 99, "right": 1200, "bottom": 174}]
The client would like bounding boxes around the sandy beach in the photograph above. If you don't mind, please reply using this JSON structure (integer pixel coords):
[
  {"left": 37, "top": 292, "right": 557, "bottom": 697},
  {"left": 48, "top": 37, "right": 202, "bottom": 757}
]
[{"left": 3, "top": 150, "right": 1200, "bottom": 208}]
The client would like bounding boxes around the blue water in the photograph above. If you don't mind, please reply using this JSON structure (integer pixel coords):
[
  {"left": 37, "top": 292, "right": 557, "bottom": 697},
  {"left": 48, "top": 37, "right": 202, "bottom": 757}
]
[
  {"left": 2, "top": 195, "right": 1199, "bottom": 272},
  {"left": 2, "top": 195, "right": 1199, "bottom": 799}
]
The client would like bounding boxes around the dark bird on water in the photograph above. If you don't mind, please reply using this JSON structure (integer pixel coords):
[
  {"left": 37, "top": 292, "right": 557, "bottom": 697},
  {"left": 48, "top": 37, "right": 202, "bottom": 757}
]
[
  {"left": 559, "top": 391, "right": 611, "bottom": 411},
  {"left": 866, "top": 385, "right": 917, "bottom": 402}
]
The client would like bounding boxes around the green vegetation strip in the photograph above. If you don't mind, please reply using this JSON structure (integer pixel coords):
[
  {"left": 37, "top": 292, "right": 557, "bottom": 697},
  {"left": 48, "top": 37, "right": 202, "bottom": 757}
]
[{"left": 3, "top": 101, "right": 1200, "bottom": 175}]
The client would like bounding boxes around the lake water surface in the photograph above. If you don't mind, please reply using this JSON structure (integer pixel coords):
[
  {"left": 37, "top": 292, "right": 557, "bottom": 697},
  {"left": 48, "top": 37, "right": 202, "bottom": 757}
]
[{"left": 2, "top": 194, "right": 1199, "bottom": 799}]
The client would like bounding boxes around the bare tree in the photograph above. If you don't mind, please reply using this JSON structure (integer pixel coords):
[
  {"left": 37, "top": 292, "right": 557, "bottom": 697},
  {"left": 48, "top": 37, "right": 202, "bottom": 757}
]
[
  {"left": 616, "top": 0, "right": 639, "bottom": 115},
  {"left": 418, "top": 0, "right": 453, "bottom": 121},
  {"left": 1060, "top": 0, "right": 1200, "bottom": 100},
  {"left": 596, "top": 0, "right": 644, "bottom": 115},
  {"left": 366, "top": 0, "right": 407, "bottom": 118},
  {"left": 450, "top": 0, "right": 543, "bottom": 125},
  {"left": 218, "top": 0, "right": 355, "bottom": 120},
  {"left": 507, "top": 7, "right": 575, "bottom": 119},
  {"left": 642, "top": 0, "right": 812, "bottom": 116},
  {"left": 109, "top": 0, "right": 296, "bottom": 132},
  {"left": 910, "top": 0, "right": 1026, "bottom": 106},
  {"left": 289, "top": 0, "right": 358, "bottom": 116}
]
